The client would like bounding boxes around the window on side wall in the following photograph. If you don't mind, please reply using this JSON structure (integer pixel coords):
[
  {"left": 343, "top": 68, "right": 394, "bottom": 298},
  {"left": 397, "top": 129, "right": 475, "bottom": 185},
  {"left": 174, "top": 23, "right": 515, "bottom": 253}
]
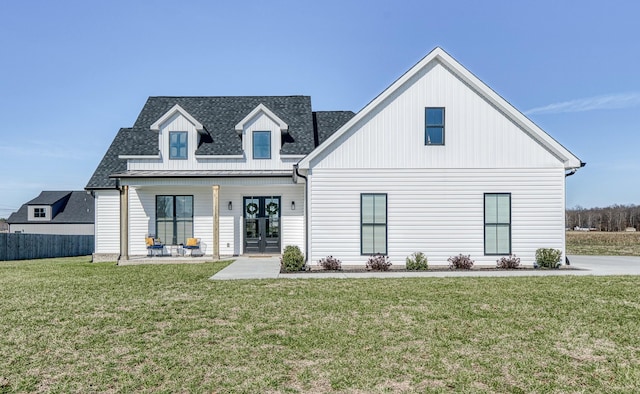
[
  {"left": 169, "top": 131, "right": 188, "bottom": 159},
  {"left": 425, "top": 107, "right": 445, "bottom": 145},
  {"left": 253, "top": 130, "right": 271, "bottom": 159},
  {"left": 361, "top": 193, "right": 387, "bottom": 255},
  {"left": 484, "top": 193, "right": 511, "bottom": 255}
]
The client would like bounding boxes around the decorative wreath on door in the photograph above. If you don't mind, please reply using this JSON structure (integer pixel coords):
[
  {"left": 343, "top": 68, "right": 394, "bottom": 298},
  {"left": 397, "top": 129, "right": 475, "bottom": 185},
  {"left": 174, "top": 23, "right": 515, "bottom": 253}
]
[
  {"left": 246, "top": 203, "right": 258, "bottom": 215},
  {"left": 266, "top": 202, "right": 279, "bottom": 215}
]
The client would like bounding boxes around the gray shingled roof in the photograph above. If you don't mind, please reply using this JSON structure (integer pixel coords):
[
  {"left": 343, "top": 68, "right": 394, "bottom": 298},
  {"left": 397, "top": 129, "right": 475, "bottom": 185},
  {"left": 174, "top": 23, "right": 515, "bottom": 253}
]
[
  {"left": 314, "top": 111, "right": 356, "bottom": 145},
  {"left": 130, "top": 96, "right": 315, "bottom": 156},
  {"left": 86, "top": 97, "right": 354, "bottom": 189},
  {"left": 86, "top": 128, "right": 131, "bottom": 189},
  {"left": 27, "top": 191, "right": 73, "bottom": 205},
  {"left": 7, "top": 191, "right": 94, "bottom": 224}
]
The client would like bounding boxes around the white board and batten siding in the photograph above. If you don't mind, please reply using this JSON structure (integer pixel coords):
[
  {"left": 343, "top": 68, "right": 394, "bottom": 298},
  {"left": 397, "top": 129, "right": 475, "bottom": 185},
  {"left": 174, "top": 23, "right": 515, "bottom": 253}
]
[
  {"left": 94, "top": 190, "right": 120, "bottom": 254},
  {"left": 306, "top": 58, "right": 571, "bottom": 266}
]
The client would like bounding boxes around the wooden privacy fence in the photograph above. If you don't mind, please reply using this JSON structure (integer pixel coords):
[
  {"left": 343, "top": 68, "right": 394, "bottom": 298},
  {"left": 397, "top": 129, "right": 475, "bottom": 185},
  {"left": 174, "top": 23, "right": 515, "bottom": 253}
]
[{"left": 0, "top": 233, "right": 94, "bottom": 261}]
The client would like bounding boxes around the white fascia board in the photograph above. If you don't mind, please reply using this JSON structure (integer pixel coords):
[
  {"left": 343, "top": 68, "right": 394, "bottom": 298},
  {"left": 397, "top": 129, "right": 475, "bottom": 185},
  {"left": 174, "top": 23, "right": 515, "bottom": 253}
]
[
  {"left": 150, "top": 104, "right": 204, "bottom": 132},
  {"left": 118, "top": 154, "right": 161, "bottom": 160},
  {"left": 234, "top": 103, "right": 289, "bottom": 135},
  {"left": 298, "top": 47, "right": 582, "bottom": 170},
  {"left": 281, "top": 154, "right": 305, "bottom": 159}
]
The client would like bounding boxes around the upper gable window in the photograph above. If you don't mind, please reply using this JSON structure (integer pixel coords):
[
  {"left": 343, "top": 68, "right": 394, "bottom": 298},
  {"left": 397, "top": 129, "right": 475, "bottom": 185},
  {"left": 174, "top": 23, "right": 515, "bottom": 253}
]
[
  {"left": 169, "top": 131, "right": 188, "bottom": 160},
  {"left": 425, "top": 107, "right": 445, "bottom": 145},
  {"left": 34, "top": 208, "right": 46, "bottom": 218},
  {"left": 253, "top": 130, "right": 271, "bottom": 159}
]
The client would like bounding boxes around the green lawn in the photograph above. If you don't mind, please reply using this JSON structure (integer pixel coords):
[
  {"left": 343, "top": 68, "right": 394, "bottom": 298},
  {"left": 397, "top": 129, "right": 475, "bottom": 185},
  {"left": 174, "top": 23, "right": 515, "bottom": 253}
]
[{"left": 1, "top": 257, "right": 639, "bottom": 393}]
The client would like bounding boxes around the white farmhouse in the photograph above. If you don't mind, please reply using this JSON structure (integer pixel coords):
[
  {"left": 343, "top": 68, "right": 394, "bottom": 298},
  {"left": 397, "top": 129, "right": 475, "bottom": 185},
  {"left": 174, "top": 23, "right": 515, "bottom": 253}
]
[{"left": 86, "top": 48, "right": 583, "bottom": 265}]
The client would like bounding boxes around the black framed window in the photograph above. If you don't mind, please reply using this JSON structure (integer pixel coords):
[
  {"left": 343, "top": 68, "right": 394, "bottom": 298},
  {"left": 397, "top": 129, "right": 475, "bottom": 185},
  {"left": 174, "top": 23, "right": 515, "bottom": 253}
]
[
  {"left": 156, "top": 195, "right": 193, "bottom": 245},
  {"left": 361, "top": 193, "right": 387, "bottom": 255},
  {"left": 34, "top": 208, "right": 46, "bottom": 218},
  {"left": 425, "top": 107, "right": 445, "bottom": 145},
  {"left": 169, "top": 131, "right": 188, "bottom": 159},
  {"left": 484, "top": 193, "right": 511, "bottom": 255},
  {"left": 253, "top": 130, "right": 271, "bottom": 159}
]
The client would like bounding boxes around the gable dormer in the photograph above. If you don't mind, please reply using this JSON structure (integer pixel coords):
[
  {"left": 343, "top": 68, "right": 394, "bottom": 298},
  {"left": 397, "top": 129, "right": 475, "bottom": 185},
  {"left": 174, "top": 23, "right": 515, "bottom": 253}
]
[
  {"left": 149, "top": 104, "right": 208, "bottom": 164},
  {"left": 234, "top": 103, "right": 289, "bottom": 162}
]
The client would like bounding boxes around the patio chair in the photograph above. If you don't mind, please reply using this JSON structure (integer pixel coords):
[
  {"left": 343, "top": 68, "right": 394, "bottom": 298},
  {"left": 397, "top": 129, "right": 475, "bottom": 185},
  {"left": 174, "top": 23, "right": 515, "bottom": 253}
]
[
  {"left": 184, "top": 237, "right": 202, "bottom": 257},
  {"left": 146, "top": 237, "right": 164, "bottom": 256}
]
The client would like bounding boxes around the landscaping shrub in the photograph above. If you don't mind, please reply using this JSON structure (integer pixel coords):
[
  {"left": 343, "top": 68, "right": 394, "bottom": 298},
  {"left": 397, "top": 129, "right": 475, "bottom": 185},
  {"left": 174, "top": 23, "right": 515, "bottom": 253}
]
[
  {"left": 318, "top": 255, "right": 342, "bottom": 270},
  {"left": 406, "top": 252, "right": 428, "bottom": 270},
  {"left": 366, "top": 254, "right": 392, "bottom": 271},
  {"left": 535, "top": 248, "right": 563, "bottom": 268},
  {"left": 448, "top": 254, "right": 474, "bottom": 269},
  {"left": 280, "top": 245, "right": 305, "bottom": 272},
  {"left": 496, "top": 254, "right": 521, "bottom": 269}
]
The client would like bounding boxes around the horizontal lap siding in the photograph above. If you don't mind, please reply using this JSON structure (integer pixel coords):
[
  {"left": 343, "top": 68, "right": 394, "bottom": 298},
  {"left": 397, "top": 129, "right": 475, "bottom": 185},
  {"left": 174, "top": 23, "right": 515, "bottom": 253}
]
[
  {"left": 220, "top": 185, "right": 305, "bottom": 255},
  {"left": 129, "top": 187, "right": 213, "bottom": 256},
  {"left": 95, "top": 190, "right": 120, "bottom": 254},
  {"left": 309, "top": 168, "right": 564, "bottom": 266}
]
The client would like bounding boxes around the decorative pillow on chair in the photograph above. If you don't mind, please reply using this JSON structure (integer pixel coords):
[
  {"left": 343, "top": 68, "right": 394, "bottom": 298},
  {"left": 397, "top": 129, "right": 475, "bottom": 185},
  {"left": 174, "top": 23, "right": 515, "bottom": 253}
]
[
  {"left": 186, "top": 238, "right": 198, "bottom": 247},
  {"left": 145, "top": 237, "right": 154, "bottom": 247}
]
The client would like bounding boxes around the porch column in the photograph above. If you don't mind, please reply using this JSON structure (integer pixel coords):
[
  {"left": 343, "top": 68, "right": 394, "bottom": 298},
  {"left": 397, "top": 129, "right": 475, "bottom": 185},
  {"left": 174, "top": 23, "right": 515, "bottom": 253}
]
[
  {"left": 212, "top": 185, "right": 220, "bottom": 259},
  {"left": 120, "top": 185, "right": 129, "bottom": 261}
]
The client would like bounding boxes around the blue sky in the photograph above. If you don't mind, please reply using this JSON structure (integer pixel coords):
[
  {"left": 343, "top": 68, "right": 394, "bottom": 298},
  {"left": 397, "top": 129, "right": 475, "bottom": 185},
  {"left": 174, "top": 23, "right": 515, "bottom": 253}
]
[{"left": 1, "top": 0, "right": 639, "bottom": 217}]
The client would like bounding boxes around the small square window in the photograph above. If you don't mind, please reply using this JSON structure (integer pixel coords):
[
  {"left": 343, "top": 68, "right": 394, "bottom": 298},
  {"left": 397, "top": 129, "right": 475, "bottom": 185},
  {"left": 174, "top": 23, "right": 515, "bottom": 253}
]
[
  {"left": 425, "top": 107, "right": 445, "bottom": 145},
  {"left": 253, "top": 131, "right": 271, "bottom": 159},
  {"left": 34, "top": 208, "right": 46, "bottom": 218},
  {"left": 169, "top": 131, "right": 188, "bottom": 159}
]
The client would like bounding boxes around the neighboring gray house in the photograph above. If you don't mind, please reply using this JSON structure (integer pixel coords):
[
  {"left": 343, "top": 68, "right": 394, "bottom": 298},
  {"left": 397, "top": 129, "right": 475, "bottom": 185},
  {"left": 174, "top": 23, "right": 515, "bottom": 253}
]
[
  {"left": 7, "top": 191, "right": 95, "bottom": 235},
  {"left": 87, "top": 47, "right": 583, "bottom": 265}
]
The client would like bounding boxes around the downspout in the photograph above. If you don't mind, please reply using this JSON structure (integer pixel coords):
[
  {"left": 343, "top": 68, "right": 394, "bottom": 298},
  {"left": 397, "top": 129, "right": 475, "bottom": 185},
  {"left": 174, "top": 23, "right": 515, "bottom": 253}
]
[
  {"left": 563, "top": 162, "right": 585, "bottom": 265},
  {"left": 293, "top": 164, "right": 309, "bottom": 262}
]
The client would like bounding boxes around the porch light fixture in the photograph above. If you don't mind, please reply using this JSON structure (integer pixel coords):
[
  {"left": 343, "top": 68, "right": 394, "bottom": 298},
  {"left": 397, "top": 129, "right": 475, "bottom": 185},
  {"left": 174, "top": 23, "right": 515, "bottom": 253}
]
[
  {"left": 291, "top": 201, "right": 295, "bottom": 210},
  {"left": 228, "top": 201, "right": 233, "bottom": 210}
]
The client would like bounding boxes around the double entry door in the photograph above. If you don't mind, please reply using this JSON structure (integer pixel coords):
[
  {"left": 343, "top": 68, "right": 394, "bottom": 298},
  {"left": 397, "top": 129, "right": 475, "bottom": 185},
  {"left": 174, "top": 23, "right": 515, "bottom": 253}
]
[{"left": 244, "top": 196, "right": 280, "bottom": 254}]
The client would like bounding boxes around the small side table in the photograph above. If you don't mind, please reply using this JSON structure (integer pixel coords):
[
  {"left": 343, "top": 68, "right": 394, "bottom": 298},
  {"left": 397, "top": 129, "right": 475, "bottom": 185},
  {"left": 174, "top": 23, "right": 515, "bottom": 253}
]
[{"left": 169, "top": 245, "right": 185, "bottom": 257}]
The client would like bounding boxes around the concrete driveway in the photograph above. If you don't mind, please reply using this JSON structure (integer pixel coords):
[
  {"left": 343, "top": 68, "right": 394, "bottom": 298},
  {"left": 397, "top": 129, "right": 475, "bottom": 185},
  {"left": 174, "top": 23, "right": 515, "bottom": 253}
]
[{"left": 210, "top": 255, "right": 640, "bottom": 280}]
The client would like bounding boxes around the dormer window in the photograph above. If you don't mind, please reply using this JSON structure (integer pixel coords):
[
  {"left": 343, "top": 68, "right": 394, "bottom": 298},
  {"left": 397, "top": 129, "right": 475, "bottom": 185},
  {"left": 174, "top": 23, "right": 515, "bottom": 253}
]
[
  {"left": 169, "top": 131, "right": 188, "bottom": 159},
  {"left": 34, "top": 208, "right": 46, "bottom": 218},
  {"left": 253, "top": 130, "right": 271, "bottom": 159}
]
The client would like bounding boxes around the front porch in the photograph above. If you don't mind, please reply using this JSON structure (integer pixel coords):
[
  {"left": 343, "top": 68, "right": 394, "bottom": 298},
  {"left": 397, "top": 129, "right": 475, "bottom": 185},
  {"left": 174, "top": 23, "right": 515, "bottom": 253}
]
[{"left": 117, "top": 180, "right": 305, "bottom": 260}]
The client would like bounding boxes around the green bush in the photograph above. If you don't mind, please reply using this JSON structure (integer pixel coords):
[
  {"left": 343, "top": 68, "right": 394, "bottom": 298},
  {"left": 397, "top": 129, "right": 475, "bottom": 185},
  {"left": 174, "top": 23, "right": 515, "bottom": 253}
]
[
  {"left": 535, "top": 248, "right": 563, "bottom": 268},
  {"left": 280, "top": 245, "right": 305, "bottom": 272},
  {"left": 406, "top": 252, "right": 428, "bottom": 270},
  {"left": 448, "top": 254, "right": 474, "bottom": 269},
  {"left": 366, "top": 254, "right": 392, "bottom": 271}
]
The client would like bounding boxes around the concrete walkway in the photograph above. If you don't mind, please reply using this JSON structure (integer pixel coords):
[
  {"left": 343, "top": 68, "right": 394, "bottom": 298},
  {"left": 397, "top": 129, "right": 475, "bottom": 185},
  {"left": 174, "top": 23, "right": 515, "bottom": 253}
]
[{"left": 210, "top": 255, "right": 640, "bottom": 280}]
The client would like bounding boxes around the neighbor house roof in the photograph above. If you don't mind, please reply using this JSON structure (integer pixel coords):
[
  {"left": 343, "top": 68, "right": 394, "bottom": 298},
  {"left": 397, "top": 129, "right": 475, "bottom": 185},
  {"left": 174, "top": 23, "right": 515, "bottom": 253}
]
[
  {"left": 86, "top": 96, "right": 354, "bottom": 189},
  {"left": 7, "top": 191, "right": 94, "bottom": 224},
  {"left": 298, "top": 47, "right": 583, "bottom": 170}
]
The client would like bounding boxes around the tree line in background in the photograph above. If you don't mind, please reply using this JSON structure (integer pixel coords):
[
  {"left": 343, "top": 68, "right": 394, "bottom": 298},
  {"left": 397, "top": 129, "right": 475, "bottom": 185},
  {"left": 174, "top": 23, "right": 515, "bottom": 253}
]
[{"left": 566, "top": 204, "right": 640, "bottom": 231}]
